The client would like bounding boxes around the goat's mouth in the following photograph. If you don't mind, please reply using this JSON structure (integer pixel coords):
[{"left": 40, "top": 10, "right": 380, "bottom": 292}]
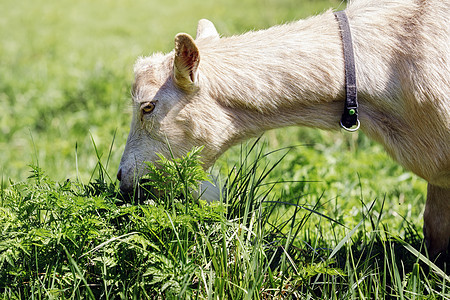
[
  {"left": 118, "top": 179, "right": 156, "bottom": 203},
  {"left": 117, "top": 164, "right": 159, "bottom": 203}
]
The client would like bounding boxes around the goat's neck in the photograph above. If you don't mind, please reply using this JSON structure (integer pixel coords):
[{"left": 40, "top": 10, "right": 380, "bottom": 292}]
[{"left": 199, "top": 11, "right": 346, "bottom": 137}]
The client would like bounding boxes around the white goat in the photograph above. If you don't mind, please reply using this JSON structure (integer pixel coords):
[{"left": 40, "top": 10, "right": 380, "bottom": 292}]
[{"left": 117, "top": 0, "right": 450, "bottom": 258}]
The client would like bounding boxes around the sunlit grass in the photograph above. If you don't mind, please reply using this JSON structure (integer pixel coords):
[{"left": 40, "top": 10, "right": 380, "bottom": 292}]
[
  {"left": 0, "top": 0, "right": 440, "bottom": 298},
  {"left": 0, "top": 142, "right": 447, "bottom": 299}
]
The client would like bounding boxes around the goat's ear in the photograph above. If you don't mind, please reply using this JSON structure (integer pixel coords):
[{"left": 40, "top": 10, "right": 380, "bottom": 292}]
[
  {"left": 173, "top": 33, "right": 200, "bottom": 91},
  {"left": 196, "top": 19, "right": 219, "bottom": 40}
]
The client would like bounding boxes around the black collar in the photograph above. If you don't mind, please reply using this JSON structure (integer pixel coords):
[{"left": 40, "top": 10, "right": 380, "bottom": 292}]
[{"left": 334, "top": 10, "right": 360, "bottom": 132}]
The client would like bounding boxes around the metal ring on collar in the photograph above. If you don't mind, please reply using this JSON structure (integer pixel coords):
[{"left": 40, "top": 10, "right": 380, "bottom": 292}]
[{"left": 340, "top": 119, "right": 360, "bottom": 132}]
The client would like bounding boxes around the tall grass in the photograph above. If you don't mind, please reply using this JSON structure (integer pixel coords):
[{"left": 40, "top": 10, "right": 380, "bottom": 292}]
[{"left": 1, "top": 140, "right": 448, "bottom": 299}]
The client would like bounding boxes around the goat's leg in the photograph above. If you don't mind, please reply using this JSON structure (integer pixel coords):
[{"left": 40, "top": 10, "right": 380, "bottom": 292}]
[{"left": 423, "top": 183, "right": 450, "bottom": 259}]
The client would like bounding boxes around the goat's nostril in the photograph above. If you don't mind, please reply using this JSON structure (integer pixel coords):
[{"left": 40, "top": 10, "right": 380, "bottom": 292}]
[{"left": 117, "top": 169, "right": 122, "bottom": 181}]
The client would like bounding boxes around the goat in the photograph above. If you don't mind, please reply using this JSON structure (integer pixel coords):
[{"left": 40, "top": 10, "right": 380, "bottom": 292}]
[{"left": 117, "top": 0, "right": 450, "bottom": 258}]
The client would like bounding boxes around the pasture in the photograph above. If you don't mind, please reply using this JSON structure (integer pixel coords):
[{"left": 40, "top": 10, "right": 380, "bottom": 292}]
[{"left": 0, "top": 0, "right": 448, "bottom": 298}]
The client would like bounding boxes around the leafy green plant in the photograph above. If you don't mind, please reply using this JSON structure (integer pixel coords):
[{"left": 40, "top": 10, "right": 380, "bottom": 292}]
[
  {"left": 141, "top": 146, "right": 209, "bottom": 204},
  {"left": 1, "top": 142, "right": 450, "bottom": 299}
]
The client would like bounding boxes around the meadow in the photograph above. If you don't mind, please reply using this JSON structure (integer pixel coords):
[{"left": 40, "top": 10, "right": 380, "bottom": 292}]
[{"left": 1, "top": 0, "right": 448, "bottom": 298}]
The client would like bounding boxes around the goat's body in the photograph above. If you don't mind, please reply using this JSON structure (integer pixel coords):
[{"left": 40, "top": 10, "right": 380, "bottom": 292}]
[
  {"left": 193, "top": 0, "right": 450, "bottom": 186},
  {"left": 119, "top": 0, "right": 450, "bottom": 258}
]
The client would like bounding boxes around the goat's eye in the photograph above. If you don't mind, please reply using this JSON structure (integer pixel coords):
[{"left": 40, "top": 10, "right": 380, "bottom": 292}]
[{"left": 141, "top": 102, "right": 156, "bottom": 114}]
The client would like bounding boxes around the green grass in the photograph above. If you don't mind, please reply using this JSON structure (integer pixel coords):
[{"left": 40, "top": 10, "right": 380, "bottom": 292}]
[
  {"left": 1, "top": 0, "right": 447, "bottom": 298},
  {"left": 1, "top": 143, "right": 448, "bottom": 298}
]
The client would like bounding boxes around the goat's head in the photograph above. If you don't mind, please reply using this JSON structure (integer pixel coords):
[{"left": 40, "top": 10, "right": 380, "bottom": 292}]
[{"left": 117, "top": 20, "right": 230, "bottom": 196}]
